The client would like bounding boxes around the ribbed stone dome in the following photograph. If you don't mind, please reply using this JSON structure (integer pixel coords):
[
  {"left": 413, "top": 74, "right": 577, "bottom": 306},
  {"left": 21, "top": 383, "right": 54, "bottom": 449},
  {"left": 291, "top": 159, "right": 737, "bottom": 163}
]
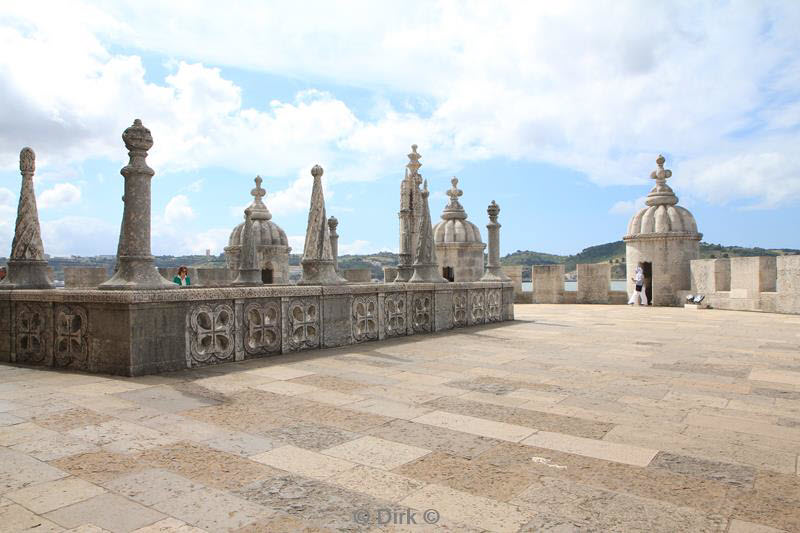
[
  {"left": 433, "top": 177, "right": 484, "bottom": 244},
  {"left": 626, "top": 155, "right": 700, "bottom": 237},
  {"left": 228, "top": 176, "right": 290, "bottom": 248},
  {"left": 229, "top": 219, "right": 288, "bottom": 247}
]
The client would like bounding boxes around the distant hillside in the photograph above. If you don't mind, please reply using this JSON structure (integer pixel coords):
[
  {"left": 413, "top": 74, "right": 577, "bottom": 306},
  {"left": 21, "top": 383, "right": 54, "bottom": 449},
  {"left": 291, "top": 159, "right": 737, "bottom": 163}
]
[{"left": 9, "top": 241, "right": 796, "bottom": 283}]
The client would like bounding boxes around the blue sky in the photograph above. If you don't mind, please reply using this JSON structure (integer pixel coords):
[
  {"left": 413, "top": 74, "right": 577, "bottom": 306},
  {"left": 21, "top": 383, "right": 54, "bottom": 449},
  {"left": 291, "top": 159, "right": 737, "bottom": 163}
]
[{"left": 1, "top": 1, "right": 799, "bottom": 258}]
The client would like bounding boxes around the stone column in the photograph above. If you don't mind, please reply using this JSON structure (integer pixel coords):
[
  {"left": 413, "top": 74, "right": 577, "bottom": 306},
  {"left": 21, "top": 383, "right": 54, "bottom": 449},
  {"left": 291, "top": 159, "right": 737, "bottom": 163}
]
[
  {"left": 0, "top": 147, "right": 55, "bottom": 289},
  {"left": 328, "top": 216, "right": 339, "bottom": 272},
  {"left": 481, "top": 200, "right": 510, "bottom": 281},
  {"left": 298, "top": 165, "right": 346, "bottom": 285},
  {"left": 395, "top": 145, "right": 422, "bottom": 283},
  {"left": 100, "top": 119, "right": 173, "bottom": 290},
  {"left": 232, "top": 211, "right": 261, "bottom": 285}
]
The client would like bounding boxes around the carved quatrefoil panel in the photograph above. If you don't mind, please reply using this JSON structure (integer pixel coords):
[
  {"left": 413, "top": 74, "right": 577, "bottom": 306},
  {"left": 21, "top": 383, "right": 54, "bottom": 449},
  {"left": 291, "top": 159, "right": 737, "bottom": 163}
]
[
  {"left": 486, "top": 289, "right": 502, "bottom": 322},
  {"left": 412, "top": 292, "right": 433, "bottom": 333},
  {"left": 54, "top": 304, "right": 89, "bottom": 370},
  {"left": 188, "top": 303, "right": 235, "bottom": 366},
  {"left": 383, "top": 293, "right": 406, "bottom": 338},
  {"left": 452, "top": 291, "right": 467, "bottom": 328},
  {"left": 287, "top": 298, "right": 320, "bottom": 350},
  {"left": 15, "top": 303, "right": 49, "bottom": 365},
  {"left": 244, "top": 300, "right": 281, "bottom": 356},
  {"left": 352, "top": 295, "right": 378, "bottom": 343},
  {"left": 469, "top": 289, "right": 486, "bottom": 325}
]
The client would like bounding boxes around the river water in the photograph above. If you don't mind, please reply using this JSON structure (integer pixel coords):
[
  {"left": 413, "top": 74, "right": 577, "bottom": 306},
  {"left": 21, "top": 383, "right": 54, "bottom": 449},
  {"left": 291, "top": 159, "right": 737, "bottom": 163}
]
[{"left": 522, "top": 280, "right": 627, "bottom": 292}]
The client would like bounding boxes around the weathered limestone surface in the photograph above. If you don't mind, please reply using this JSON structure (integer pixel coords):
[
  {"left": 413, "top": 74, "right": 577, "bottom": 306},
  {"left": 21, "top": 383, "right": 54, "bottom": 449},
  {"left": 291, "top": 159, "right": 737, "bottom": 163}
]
[
  {"left": 683, "top": 255, "right": 800, "bottom": 314},
  {"left": 1, "top": 304, "right": 799, "bottom": 532},
  {"left": 433, "top": 178, "right": 486, "bottom": 282},
  {"left": 0, "top": 147, "right": 54, "bottom": 290},
  {"left": 383, "top": 267, "right": 398, "bottom": 283},
  {"left": 341, "top": 268, "right": 371, "bottom": 283},
  {"left": 731, "top": 256, "right": 777, "bottom": 297},
  {"left": 299, "top": 166, "right": 346, "bottom": 286},
  {"left": 624, "top": 156, "right": 701, "bottom": 306},
  {"left": 225, "top": 176, "right": 291, "bottom": 284},
  {"left": 503, "top": 266, "right": 523, "bottom": 299},
  {"left": 0, "top": 281, "right": 512, "bottom": 375},
  {"left": 481, "top": 201, "right": 510, "bottom": 282},
  {"left": 100, "top": 120, "right": 174, "bottom": 290},
  {"left": 691, "top": 258, "right": 731, "bottom": 294},
  {"left": 532, "top": 265, "right": 565, "bottom": 304},
  {"left": 409, "top": 181, "right": 446, "bottom": 283},
  {"left": 396, "top": 145, "right": 424, "bottom": 283},
  {"left": 577, "top": 263, "right": 610, "bottom": 304},
  {"left": 328, "top": 216, "right": 339, "bottom": 272},
  {"left": 64, "top": 267, "right": 109, "bottom": 289}
]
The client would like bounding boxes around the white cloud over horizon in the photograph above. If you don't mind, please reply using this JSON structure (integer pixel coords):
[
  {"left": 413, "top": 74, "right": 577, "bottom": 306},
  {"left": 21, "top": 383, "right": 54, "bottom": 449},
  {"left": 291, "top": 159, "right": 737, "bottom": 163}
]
[
  {"left": 38, "top": 182, "right": 81, "bottom": 209},
  {"left": 0, "top": 0, "right": 798, "bottom": 223}
]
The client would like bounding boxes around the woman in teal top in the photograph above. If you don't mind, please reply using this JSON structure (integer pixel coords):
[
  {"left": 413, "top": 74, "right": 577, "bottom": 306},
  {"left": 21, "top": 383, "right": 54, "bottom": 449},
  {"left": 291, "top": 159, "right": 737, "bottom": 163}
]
[{"left": 173, "top": 266, "right": 191, "bottom": 286}]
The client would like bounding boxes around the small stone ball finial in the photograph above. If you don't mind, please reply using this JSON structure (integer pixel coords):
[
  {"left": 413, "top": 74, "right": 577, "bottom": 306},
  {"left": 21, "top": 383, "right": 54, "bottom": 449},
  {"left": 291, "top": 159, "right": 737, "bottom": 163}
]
[
  {"left": 328, "top": 215, "right": 338, "bottom": 229},
  {"left": 251, "top": 175, "right": 266, "bottom": 200},
  {"left": 311, "top": 165, "right": 324, "bottom": 179},
  {"left": 19, "top": 147, "right": 35, "bottom": 174},
  {"left": 122, "top": 118, "right": 153, "bottom": 153},
  {"left": 656, "top": 154, "right": 665, "bottom": 167},
  {"left": 411, "top": 144, "right": 418, "bottom": 152}
]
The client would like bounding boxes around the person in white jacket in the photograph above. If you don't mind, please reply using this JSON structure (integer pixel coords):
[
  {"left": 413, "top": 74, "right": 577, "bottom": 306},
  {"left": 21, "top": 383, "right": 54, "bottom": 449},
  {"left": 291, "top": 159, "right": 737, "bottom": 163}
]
[{"left": 628, "top": 265, "right": 648, "bottom": 305}]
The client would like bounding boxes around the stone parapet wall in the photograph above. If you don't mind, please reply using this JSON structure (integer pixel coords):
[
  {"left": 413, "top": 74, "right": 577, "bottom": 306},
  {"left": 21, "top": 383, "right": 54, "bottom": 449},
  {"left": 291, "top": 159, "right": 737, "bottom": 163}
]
[
  {"left": 0, "top": 281, "right": 513, "bottom": 376},
  {"left": 532, "top": 265, "right": 564, "bottom": 304},
  {"left": 502, "top": 266, "right": 523, "bottom": 301},
  {"left": 64, "top": 267, "right": 109, "bottom": 288},
  {"left": 341, "top": 268, "right": 372, "bottom": 283},
  {"left": 577, "top": 263, "right": 611, "bottom": 304},
  {"left": 687, "top": 255, "right": 800, "bottom": 315}
]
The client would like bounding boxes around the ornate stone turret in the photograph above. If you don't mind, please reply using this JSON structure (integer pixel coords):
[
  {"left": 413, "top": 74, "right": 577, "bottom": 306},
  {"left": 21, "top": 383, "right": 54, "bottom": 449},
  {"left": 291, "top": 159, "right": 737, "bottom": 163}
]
[
  {"left": 298, "top": 165, "right": 346, "bottom": 285},
  {"left": 481, "top": 200, "right": 510, "bottom": 281},
  {"left": 624, "top": 154, "right": 702, "bottom": 305},
  {"left": 0, "top": 147, "right": 54, "bottom": 289},
  {"left": 100, "top": 119, "right": 173, "bottom": 290},
  {"left": 433, "top": 177, "right": 486, "bottom": 281},
  {"left": 395, "top": 145, "right": 424, "bottom": 282},
  {"left": 409, "top": 180, "right": 446, "bottom": 283},
  {"left": 328, "top": 216, "right": 339, "bottom": 272},
  {"left": 225, "top": 176, "right": 291, "bottom": 284}
]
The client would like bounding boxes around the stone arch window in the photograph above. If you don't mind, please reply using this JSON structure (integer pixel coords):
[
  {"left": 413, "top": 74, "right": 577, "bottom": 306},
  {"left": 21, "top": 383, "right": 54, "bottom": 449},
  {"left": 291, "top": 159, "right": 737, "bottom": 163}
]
[
  {"left": 261, "top": 262, "right": 274, "bottom": 284},
  {"left": 442, "top": 266, "right": 455, "bottom": 282}
]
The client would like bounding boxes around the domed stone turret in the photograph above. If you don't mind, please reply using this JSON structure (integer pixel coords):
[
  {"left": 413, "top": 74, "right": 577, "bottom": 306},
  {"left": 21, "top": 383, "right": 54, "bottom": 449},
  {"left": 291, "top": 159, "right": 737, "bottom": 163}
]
[
  {"left": 432, "top": 177, "right": 486, "bottom": 281},
  {"left": 224, "top": 176, "right": 291, "bottom": 284},
  {"left": 623, "top": 155, "right": 702, "bottom": 305}
]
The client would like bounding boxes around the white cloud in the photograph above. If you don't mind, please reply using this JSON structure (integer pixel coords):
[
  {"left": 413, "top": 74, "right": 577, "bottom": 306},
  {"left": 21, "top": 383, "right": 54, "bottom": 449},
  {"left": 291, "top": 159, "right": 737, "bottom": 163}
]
[
  {"left": 0, "top": 1, "right": 799, "bottom": 211},
  {"left": 183, "top": 179, "right": 204, "bottom": 193},
  {"left": 40, "top": 216, "right": 117, "bottom": 256},
  {"left": 182, "top": 227, "right": 229, "bottom": 255},
  {"left": 163, "top": 194, "right": 194, "bottom": 225},
  {"left": 38, "top": 182, "right": 81, "bottom": 209},
  {"left": 609, "top": 196, "right": 647, "bottom": 215},
  {"left": 288, "top": 235, "right": 305, "bottom": 255}
]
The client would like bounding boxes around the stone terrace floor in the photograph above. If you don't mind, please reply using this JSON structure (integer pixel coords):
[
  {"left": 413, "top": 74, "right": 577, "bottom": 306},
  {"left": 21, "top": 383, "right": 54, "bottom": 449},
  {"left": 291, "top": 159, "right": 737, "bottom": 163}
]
[{"left": 1, "top": 304, "right": 800, "bottom": 532}]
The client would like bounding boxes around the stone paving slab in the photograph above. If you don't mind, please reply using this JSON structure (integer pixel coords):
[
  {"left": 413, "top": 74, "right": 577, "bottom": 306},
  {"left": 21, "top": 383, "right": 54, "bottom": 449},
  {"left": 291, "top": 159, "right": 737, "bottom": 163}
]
[{"left": 2, "top": 304, "right": 800, "bottom": 532}]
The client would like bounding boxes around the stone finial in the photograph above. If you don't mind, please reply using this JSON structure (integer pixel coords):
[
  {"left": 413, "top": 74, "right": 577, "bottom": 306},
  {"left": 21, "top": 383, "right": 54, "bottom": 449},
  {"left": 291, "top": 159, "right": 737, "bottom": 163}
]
[
  {"left": 645, "top": 154, "right": 678, "bottom": 207},
  {"left": 20, "top": 147, "right": 35, "bottom": 173},
  {"left": 122, "top": 119, "right": 154, "bottom": 153},
  {"left": 246, "top": 175, "right": 271, "bottom": 221},
  {"left": 446, "top": 177, "right": 463, "bottom": 207},
  {"left": 0, "top": 147, "right": 54, "bottom": 289},
  {"left": 232, "top": 210, "right": 262, "bottom": 286},
  {"left": 327, "top": 215, "right": 338, "bottom": 233},
  {"left": 406, "top": 144, "right": 422, "bottom": 185},
  {"left": 298, "top": 164, "right": 346, "bottom": 285},
  {"left": 487, "top": 200, "right": 500, "bottom": 221}
]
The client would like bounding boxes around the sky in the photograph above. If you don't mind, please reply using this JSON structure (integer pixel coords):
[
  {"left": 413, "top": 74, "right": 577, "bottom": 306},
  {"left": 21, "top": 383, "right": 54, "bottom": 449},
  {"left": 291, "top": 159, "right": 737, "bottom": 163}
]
[{"left": 0, "top": 1, "right": 798, "bottom": 258}]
